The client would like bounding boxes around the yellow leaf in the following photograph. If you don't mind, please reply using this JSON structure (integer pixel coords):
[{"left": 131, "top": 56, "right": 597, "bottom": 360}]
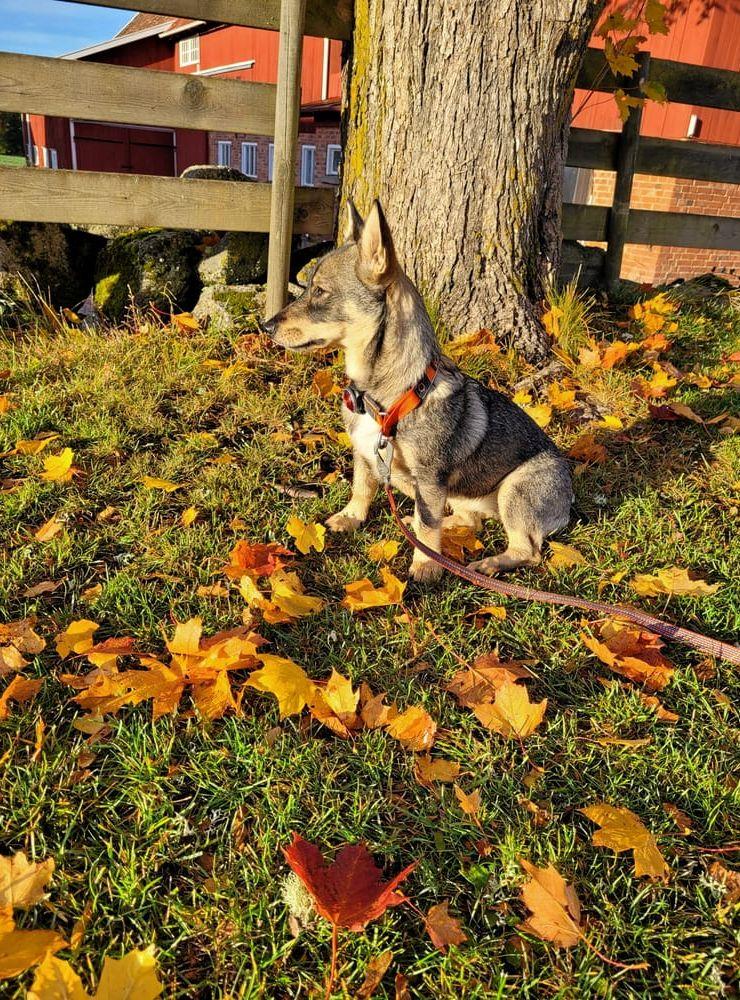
[
  {"left": 140, "top": 476, "right": 181, "bottom": 492},
  {"left": 55, "top": 620, "right": 99, "bottom": 659},
  {"left": 191, "top": 671, "right": 236, "bottom": 721},
  {"left": 541, "top": 305, "right": 563, "bottom": 339},
  {"left": 645, "top": 0, "right": 669, "bottom": 34},
  {"left": 80, "top": 584, "right": 103, "bottom": 604},
  {"left": 245, "top": 655, "right": 316, "bottom": 718},
  {"left": 321, "top": 669, "right": 359, "bottom": 718},
  {"left": 35, "top": 517, "right": 64, "bottom": 542},
  {"left": 385, "top": 705, "right": 437, "bottom": 751},
  {"left": 441, "top": 524, "right": 483, "bottom": 561},
  {"left": 475, "top": 605, "right": 507, "bottom": 620},
  {"left": 16, "top": 435, "right": 59, "bottom": 456},
  {"left": 518, "top": 859, "right": 582, "bottom": 948},
  {"left": 27, "top": 953, "right": 90, "bottom": 1000},
  {"left": 473, "top": 681, "right": 547, "bottom": 739},
  {"left": 0, "top": 852, "right": 54, "bottom": 910},
  {"left": 523, "top": 403, "right": 552, "bottom": 429},
  {"left": 172, "top": 312, "right": 199, "bottom": 332},
  {"left": 414, "top": 755, "right": 461, "bottom": 787},
  {"left": 312, "top": 369, "right": 340, "bottom": 397},
  {"left": 595, "top": 414, "right": 623, "bottom": 430},
  {"left": 614, "top": 89, "right": 643, "bottom": 123},
  {"left": 630, "top": 566, "right": 721, "bottom": 598},
  {"left": 286, "top": 516, "right": 326, "bottom": 554},
  {"left": 580, "top": 803, "right": 668, "bottom": 878},
  {"left": 342, "top": 567, "right": 406, "bottom": 611},
  {"left": 446, "top": 654, "right": 533, "bottom": 707},
  {"left": 367, "top": 539, "right": 400, "bottom": 562},
  {"left": 604, "top": 38, "right": 638, "bottom": 77},
  {"left": 453, "top": 784, "right": 481, "bottom": 818},
  {"left": 581, "top": 620, "right": 674, "bottom": 691},
  {"left": 180, "top": 507, "right": 198, "bottom": 527},
  {"left": 40, "top": 448, "right": 76, "bottom": 483},
  {"left": 548, "top": 541, "right": 587, "bottom": 571},
  {"left": 166, "top": 618, "right": 202, "bottom": 657},
  {"left": 547, "top": 383, "right": 577, "bottom": 412},
  {"left": 512, "top": 390, "right": 532, "bottom": 406},
  {"left": 0, "top": 675, "right": 43, "bottom": 720},
  {"left": 269, "top": 570, "right": 325, "bottom": 618},
  {"left": 0, "top": 395, "right": 14, "bottom": 415},
  {"left": 95, "top": 945, "right": 163, "bottom": 1000},
  {"left": 640, "top": 80, "right": 667, "bottom": 103},
  {"left": 0, "top": 922, "right": 66, "bottom": 980}
]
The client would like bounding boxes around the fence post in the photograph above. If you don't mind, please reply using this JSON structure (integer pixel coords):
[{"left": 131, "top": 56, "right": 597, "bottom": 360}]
[
  {"left": 604, "top": 53, "right": 650, "bottom": 290},
  {"left": 265, "top": 0, "right": 307, "bottom": 319}
]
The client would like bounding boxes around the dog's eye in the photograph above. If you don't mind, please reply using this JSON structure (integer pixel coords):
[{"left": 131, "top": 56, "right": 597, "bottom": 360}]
[{"left": 312, "top": 286, "right": 327, "bottom": 300}]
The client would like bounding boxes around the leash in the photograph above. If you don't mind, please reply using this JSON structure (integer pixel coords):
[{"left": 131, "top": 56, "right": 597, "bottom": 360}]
[{"left": 384, "top": 485, "right": 740, "bottom": 666}]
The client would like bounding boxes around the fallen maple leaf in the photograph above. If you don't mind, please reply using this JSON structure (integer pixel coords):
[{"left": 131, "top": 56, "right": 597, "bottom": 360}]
[
  {"left": 454, "top": 785, "right": 482, "bottom": 820},
  {"left": 662, "top": 803, "right": 694, "bottom": 835},
  {"left": 367, "top": 539, "right": 400, "bottom": 562},
  {"left": 283, "top": 834, "right": 416, "bottom": 931},
  {"left": 40, "top": 448, "right": 77, "bottom": 483},
  {"left": 414, "top": 755, "right": 461, "bottom": 788},
  {"left": 0, "top": 918, "right": 66, "bottom": 980},
  {"left": 523, "top": 402, "right": 552, "bottom": 429},
  {"left": 222, "top": 540, "right": 294, "bottom": 579},
  {"left": 424, "top": 900, "right": 467, "bottom": 951},
  {"left": 342, "top": 568, "right": 406, "bottom": 611},
  {"left": 312, "top": 368, "right": 341, "bottom": 398},
  {"left": 446, "top": 654, "right": 532, "bottom": 707},
  {"left": 140, "top": 475, "right": 181, "bottom": 492},
  {"left": 95, "top": 945, "right": 163, "bottom": 999},
  {"left": 245, "top": 655, "right": 317, "bottom": 718},
  {"left": 180, "top": 506, "right": 198, "bottom": 527},
  {"left": 473, "top": 681, "right": 547, "bottom": 739},
  {"left": 34, "top": 517, "right": 64, "bottom": 542},
  {"left": 518, "top": 859, "right": 582, "bottom": 947},
  {"left": 359, "top": 684, "right": 398, "bottom": 729},
  {"left": 581, "top": 803, "right": 668, "bottom": 878},
  {"left": 27, "top": 953, "right": 88, "bottom": 1000},
  {"left": 0, "top": 853, "right": 54, "bottom": 910},
  {"left": 172, "top": 311, "right": 199, "bottom": 332},
  {"left": 0, "top": 676, "right": 43, "bottom": 720},
  {"left": 709, "top": 862, "right": 740, "bottom": 904},
  {"left": 356, "top": 950, "right": 393, "bottom": 998},
  {"left": 548, "top": 541, "right": 587, "bottom": 570},
  {"left": 55, "top": 620, "right": 100, "bottom": 659},
  {"left": 547, "top": 382, "right": 577, "bottom": 411},
  {"left": 269, "top": 570, "right": 325, "bottom": 618},
  {"left": 1, "top": 619, "right": 45, "bottom": 677},
  {"left": 441, "top": 524, "right": 483, "bottom": 562},
  {"left": 385, "top": 705, "right": 437, "bottom": 751},
  {"left": 568, "top": 433, "right": 607, "bottom": 465},
  {"left": 630, "top": 566, "right": 721, "bottom": 598},
  {"left": 581, "top": 620, "right": 674, "bottom": 691},
  {"left": 286, "top": 516, "right": 326, "bottom": 554}
]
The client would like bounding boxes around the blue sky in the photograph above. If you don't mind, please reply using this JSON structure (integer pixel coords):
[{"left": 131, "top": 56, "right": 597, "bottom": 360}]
[{"left": 0, "top": 0, "right": 130, "bottom": 57}]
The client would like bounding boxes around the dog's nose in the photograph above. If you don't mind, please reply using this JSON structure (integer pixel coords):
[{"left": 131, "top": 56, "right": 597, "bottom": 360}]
[{"left": 259, "top": 314, "right": 278, "bottom": 338}]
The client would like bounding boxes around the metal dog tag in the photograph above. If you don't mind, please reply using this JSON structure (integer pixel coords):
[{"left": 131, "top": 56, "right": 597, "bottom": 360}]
[{"left": 374, "top": 434, "right": 394, "bottom": 483}]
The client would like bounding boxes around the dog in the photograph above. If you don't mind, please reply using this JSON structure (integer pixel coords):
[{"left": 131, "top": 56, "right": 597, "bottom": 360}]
[{"left": 261, "top": 200, "right": 573, "bottom": 583}]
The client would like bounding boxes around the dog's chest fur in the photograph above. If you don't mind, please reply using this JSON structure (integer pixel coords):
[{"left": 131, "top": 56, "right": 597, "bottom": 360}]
[{"left": 342, "top": 405, "right": 414, "bottom": 488}]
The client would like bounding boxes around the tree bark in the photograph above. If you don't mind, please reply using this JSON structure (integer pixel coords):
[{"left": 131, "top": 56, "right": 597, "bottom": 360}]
[{"left": 341, "top": 0, "right": 606, "bottom": 363}]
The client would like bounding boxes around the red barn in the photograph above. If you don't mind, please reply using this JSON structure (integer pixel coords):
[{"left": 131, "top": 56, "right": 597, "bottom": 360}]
[{"left": 22, "top": 13, "right": 342, "bottom": 187}]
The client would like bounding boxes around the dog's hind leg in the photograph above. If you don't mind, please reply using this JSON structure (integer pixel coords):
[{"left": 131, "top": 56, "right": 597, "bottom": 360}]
[
  {"left": 469, "top": 451, "right": 571, "bottom": 575},
  {"left": 326, "top": 455, "right": 379, "bottom": 532}
]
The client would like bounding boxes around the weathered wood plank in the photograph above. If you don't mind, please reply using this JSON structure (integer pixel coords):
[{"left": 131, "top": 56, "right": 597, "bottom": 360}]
[
  {"left": 0, "top": 51, "right": 276, "bottom": 136},
  {"left": 0, "top": 166, "right": 334, "bottom": 235},
  {"left": 576, "top": 48, "right": 740, "bottom": 112},
  {"left": 62, "top": 0, "right": 352, "bottom": 41},
  {"left": 266, "top": 0, "right": 308, "bottom": 317},
  {"left": 568, "top": 128, "right": 740, "bottom": 184},
  {"left": 563, "top": 202, "right": 740, "bottom": 250}
]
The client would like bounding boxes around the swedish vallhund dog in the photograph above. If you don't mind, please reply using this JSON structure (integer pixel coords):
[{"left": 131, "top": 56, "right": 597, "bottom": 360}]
[{"left": 262, "top": 200, "right": 573, "bottom": 583}]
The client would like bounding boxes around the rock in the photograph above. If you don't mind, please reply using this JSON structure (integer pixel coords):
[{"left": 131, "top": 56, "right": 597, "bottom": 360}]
[
  {"left": 94, "top": 228, "right": 201, "bottom": 320},
  {"left": 198, "top": 231, "right": 269, "bottom": 287},
  {"left": 181, "top": 164, "right": 251, "bottom": 182},
  {"left": 193, "top": 283, "right": 265, "bottom": 331},
  {"left": 559, "top": 240, "right": 605, "bottom": 289},
  {"left": 0, "top": 221, "right": 105, "bottom": 307}
]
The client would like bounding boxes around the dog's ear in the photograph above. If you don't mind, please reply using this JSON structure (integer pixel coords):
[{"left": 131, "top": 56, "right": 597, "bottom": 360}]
[
  {"left": 344, "top": 200, "right": 363, "bottom": 244},
  {"left": 357, "top": 200, "right": 397, "bottom": 287}
]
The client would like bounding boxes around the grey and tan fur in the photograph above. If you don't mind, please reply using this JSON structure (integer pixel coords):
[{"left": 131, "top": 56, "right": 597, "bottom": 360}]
[{"left": 262, "top": 200, "right": 573, "bottom": 582}]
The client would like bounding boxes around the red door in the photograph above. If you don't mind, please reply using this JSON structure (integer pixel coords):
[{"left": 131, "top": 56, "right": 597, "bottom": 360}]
[{"left": 73, "top": 122, "right": 176, "bottom": 176}]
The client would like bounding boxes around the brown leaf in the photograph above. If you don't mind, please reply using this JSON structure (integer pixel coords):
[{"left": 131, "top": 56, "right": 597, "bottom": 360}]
[
  {"left": 472, "top": 682, "right": 547, "bottom": 739},
  {"left": 581, "top": 803, "right": 668, "bottom": 878},
  {"left": 0, "top": 853, "right": 55, "bottom": 910},
  {"left": 357, "top": 950, "right": 393, "bottom": 998},
  {"left": 34, "top": 517, "right": 64, "bottom": 542},
  {"left": 581, "top": 620, "right": 674, "bottom": 692},
  {"left": 222, "top": 540, "right": 294, "bottom": 579},
  {"left": 22, "top": 581, "right": 61, "bottom": 598},
  {"left": 395, "top": 973, "right": 411, "bottom": 1000},
  {"left": 359, "top": 683, "right": 398, "bottom": 729},
  {"left": 454, "top": 785, "right": 481, "bottom": 819},
  {"left": 518, "top": 859, "right": 582, "bottom": 948},
  {"left": 425, "top": 900, "right": 467, "bottom": 951},
  {"left": 414, "top": 756, "right": 461, "bottom": 788},
  {"left": 385, "top": 705, "right": 436, "bottom": 751},
  {"left": 0, "top": 676, "right": 43, "bottom": 720},
  {"left": 662, "top": 803, "right": 693, "bottom": 835},
  {"left": 709, "top": 862, "right": 740, "bottom": 904},
  {"left": 446, "top": 654, "right": 533, "bottom": 707}
]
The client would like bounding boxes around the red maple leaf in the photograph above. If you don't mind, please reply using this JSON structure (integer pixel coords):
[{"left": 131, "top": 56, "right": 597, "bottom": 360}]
[
  {"left": 283, "top": 833, "right": 416, "bottom": 931},
  {"left": 222, "top": 541, "right": 294, "bottom": 579}
]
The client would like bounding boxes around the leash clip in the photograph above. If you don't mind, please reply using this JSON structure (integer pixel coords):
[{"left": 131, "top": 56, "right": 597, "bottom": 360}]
[{"left": 374, "top": 433, "right": 394, "bottom": 483}]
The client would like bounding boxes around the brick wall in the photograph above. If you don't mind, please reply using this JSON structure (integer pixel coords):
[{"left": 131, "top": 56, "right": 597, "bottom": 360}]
[
  {"left": 208, "top": 125, "right": 341, "bottom": 188},
  {"left": 579, "top": 169, "right": 740, "bottom": 285}
]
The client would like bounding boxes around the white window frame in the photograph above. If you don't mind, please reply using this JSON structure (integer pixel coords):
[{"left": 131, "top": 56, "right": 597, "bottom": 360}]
[
  {"left": 325, "top": 143, "right": 341, "bottom": 177},
  {"left": 216, "top": 140, "right": 232, "bottom": 167},
  {"left": 32, "top": 145, "right": 40, "bottom": 166},
  {"left": 42, "top": 147, "right": 58, "bottom": 169},
  {"left": 240, "top": 141, "right": 257, "bottom": 178},
  {"left": 300, "top": 144, "right": 316, "bottom": 187},
  {"left": 267, "top": 143, "right": 274, "bottom": 182},
  {"left": 178, "top": 35, "right": 200, "bottom": 67}
]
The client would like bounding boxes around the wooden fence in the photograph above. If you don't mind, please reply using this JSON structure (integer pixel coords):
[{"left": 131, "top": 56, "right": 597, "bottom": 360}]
[
  {"left": 0, "top": 0, "right": 351, "bottom": 315},
  {"left": 0, "top": 10, "right": 738, "bottom": 302},
  {"left": 568, "top": 49, "right": 740, "bottom": 288}
]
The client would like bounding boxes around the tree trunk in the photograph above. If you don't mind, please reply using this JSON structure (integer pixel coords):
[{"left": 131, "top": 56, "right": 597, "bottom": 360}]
[{"left": 341, "top": 0, "right": 606, "bottom": 363}]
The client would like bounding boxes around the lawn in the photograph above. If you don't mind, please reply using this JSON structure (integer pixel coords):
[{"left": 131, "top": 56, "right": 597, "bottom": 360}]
[{"left": 1, "top": 283, "right": 739, "bottom": 998}]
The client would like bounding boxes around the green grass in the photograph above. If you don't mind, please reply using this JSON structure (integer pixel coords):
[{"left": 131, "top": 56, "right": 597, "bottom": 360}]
[{"left": 1, "top": 293, "right": 739, "bottom": 998}]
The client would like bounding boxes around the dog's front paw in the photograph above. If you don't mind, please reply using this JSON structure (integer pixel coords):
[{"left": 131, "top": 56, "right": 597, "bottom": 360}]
[
  {"left": 409, "top": 555, "right": 443, "bottom": 584},
  {"left": 326, "top": 510, "right": 364, "bottom": 533},
  {"left": 468, "top": 556, "right": 502, "bottom": 576}
]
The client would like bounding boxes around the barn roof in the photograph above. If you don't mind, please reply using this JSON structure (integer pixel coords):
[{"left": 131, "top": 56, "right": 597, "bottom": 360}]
[{"left": 116, "top": 14, "right": 199, "bottom": 37}]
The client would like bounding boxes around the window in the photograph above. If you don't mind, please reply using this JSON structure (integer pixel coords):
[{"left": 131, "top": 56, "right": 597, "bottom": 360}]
[
  {"left": 300, "top": 145, "right": 316, "bottom": 186},
  {"left": 326, "top": 144, "right": 341, "bottom": 177},
  {"left": 31, "top": 146, "right": 40, "bottom": 166},
  {"left": 216, "top": 140, "right": 232, "bottom": 167},
  {"left": 178, "top": 35, "right": 200, "bottom": 67},
  {"left": 42, "top": 147, "right": 58, "bottom": 169},
  {"left": 267, "top": 143, "right": 274, "bottom": 182},
  {"left": 241, "top": 141, "right": 257, "bottom": 178}
]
